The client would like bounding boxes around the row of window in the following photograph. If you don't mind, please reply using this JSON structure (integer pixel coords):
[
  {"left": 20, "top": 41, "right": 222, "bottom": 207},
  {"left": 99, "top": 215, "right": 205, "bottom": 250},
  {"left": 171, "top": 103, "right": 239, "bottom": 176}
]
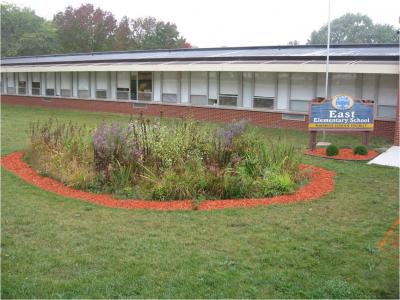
[{"left": 2, "top": 72, "right": 397, "bottom": 118}]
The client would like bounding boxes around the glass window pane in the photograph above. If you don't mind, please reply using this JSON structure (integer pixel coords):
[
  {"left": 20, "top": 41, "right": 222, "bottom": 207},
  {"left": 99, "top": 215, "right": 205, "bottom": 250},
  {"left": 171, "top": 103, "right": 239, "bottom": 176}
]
[
  {"left": 290, "top": 73, "right": 314, "bottom": 100},
  {"left": 290, "top": 100, "right": 309, "bottom": 112},
  {"left": 220, "top": 72, "right": 239, "bottom": 95},
  {"left": 253, "top": 97, "right": 274, "bottom": 109},
  {"left": 254, "top": 72, "right": 276, "bottom": 97},
  {"left": 219, "top": 95, "right": 237, "bottom": 106},
  {"left": 377, "top": 105, "right": 396, "bottom": 119}
]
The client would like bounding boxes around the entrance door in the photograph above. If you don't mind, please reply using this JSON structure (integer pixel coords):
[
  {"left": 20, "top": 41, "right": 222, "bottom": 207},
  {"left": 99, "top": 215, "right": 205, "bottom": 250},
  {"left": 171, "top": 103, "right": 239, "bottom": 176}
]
[{"left": 130, "top": 74, "right": 137, "bottom": 100}]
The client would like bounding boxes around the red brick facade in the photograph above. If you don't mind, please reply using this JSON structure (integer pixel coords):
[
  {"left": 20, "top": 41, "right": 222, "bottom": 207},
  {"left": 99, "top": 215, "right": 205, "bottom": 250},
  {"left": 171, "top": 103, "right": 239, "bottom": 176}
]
[
  {"left": 1, "top": 95, "right": 396, "bottom": 141},
  {"left": 394, "top": 93, "right": 400, "bottom": 146}
]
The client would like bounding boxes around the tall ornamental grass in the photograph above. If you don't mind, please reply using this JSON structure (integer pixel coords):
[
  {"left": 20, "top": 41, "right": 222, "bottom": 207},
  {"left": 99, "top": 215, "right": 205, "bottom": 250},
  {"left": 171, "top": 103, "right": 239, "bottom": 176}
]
[{"left": 25, "top": 115, "right": 305, "bottom": 201}]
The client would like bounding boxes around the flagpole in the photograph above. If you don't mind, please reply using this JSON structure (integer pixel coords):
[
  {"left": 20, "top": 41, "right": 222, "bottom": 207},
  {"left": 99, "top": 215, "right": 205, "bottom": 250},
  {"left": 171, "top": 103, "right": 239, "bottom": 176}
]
[{"left": 323, "top": 0, "right": 331, "bottom": 142}]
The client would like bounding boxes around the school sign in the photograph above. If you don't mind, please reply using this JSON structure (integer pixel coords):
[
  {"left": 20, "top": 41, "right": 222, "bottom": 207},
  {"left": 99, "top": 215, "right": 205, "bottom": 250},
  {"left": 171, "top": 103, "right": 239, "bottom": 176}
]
[{"left": 308, "top": 95, "right": 375, "bottom": 131}]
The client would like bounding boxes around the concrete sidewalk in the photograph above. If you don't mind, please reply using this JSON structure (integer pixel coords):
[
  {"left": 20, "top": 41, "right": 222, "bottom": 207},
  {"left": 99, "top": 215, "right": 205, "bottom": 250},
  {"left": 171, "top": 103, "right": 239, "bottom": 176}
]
[{"left": 368, "top": 146, "right": 400, "bottom": 168}]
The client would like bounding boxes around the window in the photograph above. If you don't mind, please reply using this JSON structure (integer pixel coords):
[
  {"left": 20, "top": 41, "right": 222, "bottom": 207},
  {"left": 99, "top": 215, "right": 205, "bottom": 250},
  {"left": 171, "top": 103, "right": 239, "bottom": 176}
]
[
  {"left": 290, "top": 73, "right": 314, "bottom": 100},
  {"left": 208, "top": 98, "right": 218, "bottom": 105},
  {"left": 46, "top": 72, "right": 56, "bottom": 93},
  {"left": 208, "top": 72, "right": 218, "bottom": 101},
  {"left": 190, "top": 72, "right": 207, "bottom": 95},
  {"left": 78, "top": 72, "right": 90, "bottom": 98},
  {"left": 219, "top": 94, "right": 237, "bottom": 107},
  {"left": 117, "top": 88, "right": 129, "bottom": 100},
  {"left": 162, "top": 72, "right": 178, "bottom": 103},
  {"left": 377, "top": 105, "right": 396, "bottom": 119},
  {"left": 254, "top": 72, "right": 276, "bottom": 98},
  {"left": 190, "top": 95, "right": 207, "bottom": 105},
  {"left": 290, "top": 100, "right": 310, "bottom": 112},
  {"left": 190, "top": 72, "right": 207, "bottom": 105},
  {"left": 61, "top": 72, "right": 72, "bottom": 97},
  {"left": 96, "top": 90, "right": 107, "bottom": 99},
  {"left": 138, "top": 72, "right": 152, "bottom": 101},
  {"left": 282, "top": 113, "right": 306, "bottom": 121},
  {"left": 290, "top": 73, "right": 313, "bottom": 112},
  {"left": 162, "top": 72, "right": 178, "bottom": 102},
  {"left": 7, "top": 87, "right": 16, "bottom": 94},
  {"left": 78, "top": 90, "right": 89, "bottom": 98},
  {"left": 117, "top": 72, "right": 130, "bottom": 100},
  {"left": 61, "top": 89, "right": 71, "bottom": 97},
  {"left": 46, "top": 88, "right": 55, "bottom": 96},
  {"left": 253, "top": 97, "right": 274, "bottom": 109},
  {"left": 6, "top": 73, "right": 15, "bottom": 94},
  {"left": 220, "top": 72, "right": 239, "bottom": 95},
  {"left": 330, "top": 73, "right": 357, "bottom": 98},
  {"left": 95, "top": 72, "right": 108, "bottom": 99},
  {"left": 32, "top": 82, "right": 41, "bottom": 95},
  {"left": 18, "top": 73, "right": 27, "bottom": 94},
  {"left": 18, "top": 81, "right": 27, "bottom": 94},
  {"left": 162, "top": 93, "right": 177, "bottom": 103},
  {"left": 219, "top": 72, "right": 239, "bottom": 107}
]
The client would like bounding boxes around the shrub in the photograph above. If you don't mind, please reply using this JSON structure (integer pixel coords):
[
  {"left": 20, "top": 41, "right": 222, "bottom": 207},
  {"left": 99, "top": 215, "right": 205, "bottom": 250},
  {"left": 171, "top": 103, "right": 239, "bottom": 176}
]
[
  {"left": 353, "top": 145, "right": 368, "bottom": 155},
  {"left": 326, "top": 144, "right": 339, "bottom": 156},
  {"left": 259, "top": 172, "right": 296, "bottom": 197}
]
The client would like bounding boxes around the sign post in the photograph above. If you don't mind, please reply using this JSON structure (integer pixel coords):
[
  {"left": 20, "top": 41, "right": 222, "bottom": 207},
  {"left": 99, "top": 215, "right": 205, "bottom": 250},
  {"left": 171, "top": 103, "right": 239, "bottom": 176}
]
[{"left": 308, "top": 95, "right": 375, "bottom": 150}]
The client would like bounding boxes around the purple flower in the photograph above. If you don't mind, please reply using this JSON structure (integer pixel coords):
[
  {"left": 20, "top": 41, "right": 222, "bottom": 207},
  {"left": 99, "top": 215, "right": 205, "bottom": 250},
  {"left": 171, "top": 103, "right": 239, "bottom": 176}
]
[{"left": 134, "top": 146, "right": 143, "bottom": 161}]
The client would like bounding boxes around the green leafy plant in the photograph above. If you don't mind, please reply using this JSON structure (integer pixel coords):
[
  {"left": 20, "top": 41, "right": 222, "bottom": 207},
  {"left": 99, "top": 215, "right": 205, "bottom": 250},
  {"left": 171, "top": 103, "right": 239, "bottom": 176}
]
[
  {"left": 353, "top": 145, "right": 368, "bottom": 155},
  {"left": 326, "top": 144, "right": 339, "bottom": 156},
  {"left": 24, "top": 116, "right": 304, "bottom": 200}
]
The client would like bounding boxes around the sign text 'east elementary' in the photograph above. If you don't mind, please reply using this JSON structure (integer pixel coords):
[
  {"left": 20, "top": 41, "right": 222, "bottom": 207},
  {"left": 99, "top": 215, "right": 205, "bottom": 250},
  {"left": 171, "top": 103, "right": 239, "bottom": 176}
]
[{"left": 308, "top": 95, "right": 375, "bottom": 131}]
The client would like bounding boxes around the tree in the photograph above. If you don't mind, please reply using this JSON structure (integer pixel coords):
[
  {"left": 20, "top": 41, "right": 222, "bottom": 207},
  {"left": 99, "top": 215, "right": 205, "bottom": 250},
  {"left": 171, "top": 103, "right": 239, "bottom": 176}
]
[
  {"left": 288, "top": 40, "right": 300, "bottom": 46},
  {"left": 53, "top": 3, "right": 117, "bottom": 53},
  {"left": 308, "top": 13, "right": 398, "bottom": 44},
  {"left": 1, "top": 3, "right": 60, "bottom": 57},
  {"left": 130, "top": 17, "right": 191, "bottom": 50},
  {"left": 113, "top": 16, "right": 132, "bottom": 51}
]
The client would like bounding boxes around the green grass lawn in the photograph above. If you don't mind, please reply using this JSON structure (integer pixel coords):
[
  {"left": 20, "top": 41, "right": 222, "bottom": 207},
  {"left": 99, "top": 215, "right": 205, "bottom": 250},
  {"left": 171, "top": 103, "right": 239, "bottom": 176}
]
[{"left": 1, "top": 104, "right": 399, "bottom": 299}]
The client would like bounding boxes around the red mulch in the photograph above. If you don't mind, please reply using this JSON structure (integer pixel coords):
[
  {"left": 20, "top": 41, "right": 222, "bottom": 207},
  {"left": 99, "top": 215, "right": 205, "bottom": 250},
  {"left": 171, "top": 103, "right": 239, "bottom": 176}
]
[
  {"left": 306, "top": 148, "right": 379, "bottom": 161},
  {"left": 1, "top": 152, "right": 336, "bottom": 211}
]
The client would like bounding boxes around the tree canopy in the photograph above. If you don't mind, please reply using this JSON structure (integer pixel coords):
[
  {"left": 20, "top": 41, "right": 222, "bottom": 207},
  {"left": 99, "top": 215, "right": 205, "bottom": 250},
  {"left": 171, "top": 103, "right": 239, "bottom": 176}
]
[
  {"left": 1, "top": 3, "right": 192, "bottom": 57},
  {"left": 1, "top": 3, "right": 60, "bottom": 57},
  {"left": 308, "top": 13, "right": 398, "bottom": 44},
  {"left": 53, "top": 4, "right": 117, "bottom": 53}
]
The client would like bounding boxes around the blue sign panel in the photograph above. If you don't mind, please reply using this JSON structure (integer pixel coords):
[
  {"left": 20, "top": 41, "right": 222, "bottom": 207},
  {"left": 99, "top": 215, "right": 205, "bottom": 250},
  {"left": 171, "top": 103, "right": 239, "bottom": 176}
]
[{"left": 309, "top": 95, "right": 374, "bottom": 131}]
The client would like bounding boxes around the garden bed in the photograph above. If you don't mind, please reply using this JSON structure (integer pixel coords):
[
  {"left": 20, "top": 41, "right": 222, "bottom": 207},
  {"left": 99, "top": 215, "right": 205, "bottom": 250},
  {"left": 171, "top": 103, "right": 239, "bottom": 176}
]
[
  {"left": 1, "top": 151, "right": 335, "bottom": 211},
  {"left": 306, "top": 148, "right": 379, "bottom": 161}
]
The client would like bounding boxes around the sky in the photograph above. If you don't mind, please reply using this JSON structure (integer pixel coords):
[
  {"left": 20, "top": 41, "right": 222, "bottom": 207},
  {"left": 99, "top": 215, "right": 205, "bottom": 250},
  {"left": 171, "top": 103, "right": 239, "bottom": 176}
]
[{"left": 7, "top": 0, "right": 400, "bottom": 47}]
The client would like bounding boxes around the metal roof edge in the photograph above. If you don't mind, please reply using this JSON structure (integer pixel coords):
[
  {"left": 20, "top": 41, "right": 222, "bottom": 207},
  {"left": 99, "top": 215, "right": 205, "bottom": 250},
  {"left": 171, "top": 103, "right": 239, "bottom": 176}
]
[{"left": 1, "top": 43, "right": 398, "bottom": 60}]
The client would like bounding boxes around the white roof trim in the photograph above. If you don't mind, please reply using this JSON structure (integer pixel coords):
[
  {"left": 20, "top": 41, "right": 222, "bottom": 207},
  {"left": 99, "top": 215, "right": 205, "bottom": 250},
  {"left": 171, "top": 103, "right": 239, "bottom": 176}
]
[{"left": 1, "top": 61, "right": 398, "bottom": 74}]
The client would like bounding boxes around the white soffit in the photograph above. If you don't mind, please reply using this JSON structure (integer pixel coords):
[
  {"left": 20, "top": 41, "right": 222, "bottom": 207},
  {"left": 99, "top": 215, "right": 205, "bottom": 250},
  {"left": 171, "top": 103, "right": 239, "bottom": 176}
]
[{"left": 1, "top": 61, "right": 398, "bottom": 74}]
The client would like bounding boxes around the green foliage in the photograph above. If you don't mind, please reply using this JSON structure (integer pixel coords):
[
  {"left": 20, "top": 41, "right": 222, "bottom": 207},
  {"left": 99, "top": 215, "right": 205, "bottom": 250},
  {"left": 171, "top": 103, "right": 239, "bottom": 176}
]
[
  {"left": 53, "top": 4, "right": 117, "bottom": 53},
  {"left": 326, "top": 144, "right": 339, "bottom": 156},
  {"left": 308, "top": 13, "right": 398, "bottom": 44},
  {"left": 25, "top": 119, "right": 94, "bottom": 188},
  {"left": 259, "top": 172, "right": 296, "bottom": 197},
  {"left": 1, "top": 3, "right": 60, "bottom": 57},
  {"left": 353, "top": 145, "right": 368, "bottom": 155},
  {"left": 130, "top": 17, "right": 191, "bottom": 50},
  {"left": 24, "top": 116, "right": 303, "bottom": 201},
  {"left": 2, "top": 3, "right": 191, "bottom": 57}
]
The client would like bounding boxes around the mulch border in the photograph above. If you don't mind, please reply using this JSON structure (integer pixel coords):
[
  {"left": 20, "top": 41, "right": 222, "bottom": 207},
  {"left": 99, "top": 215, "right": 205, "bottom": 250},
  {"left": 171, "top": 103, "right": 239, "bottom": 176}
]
[
  {"left": 306, "top": 148, "right": 379, "bottom": 161},
  {"left": 1, "top": 152, "right": 336, "bottom": 211}
]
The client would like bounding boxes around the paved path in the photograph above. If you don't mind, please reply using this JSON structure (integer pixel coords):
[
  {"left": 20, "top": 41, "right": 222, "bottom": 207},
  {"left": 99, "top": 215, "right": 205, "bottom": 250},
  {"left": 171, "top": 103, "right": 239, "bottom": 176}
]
[{"left": 368, "top": 146, "right": 400, "bottom": 168}]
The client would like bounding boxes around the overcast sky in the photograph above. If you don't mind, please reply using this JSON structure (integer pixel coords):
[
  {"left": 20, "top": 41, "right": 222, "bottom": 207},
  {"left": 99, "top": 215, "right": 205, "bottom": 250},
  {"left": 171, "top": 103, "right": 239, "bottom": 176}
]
[{"left": 7, "top": 0, "right": 400, "bottom": 47}]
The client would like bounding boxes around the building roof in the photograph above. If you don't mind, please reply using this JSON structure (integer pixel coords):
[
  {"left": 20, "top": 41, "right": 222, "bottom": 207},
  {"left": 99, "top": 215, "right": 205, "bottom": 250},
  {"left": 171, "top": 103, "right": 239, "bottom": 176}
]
[{"left": 1, "top": 44, "right": 399, "bottom": 66}]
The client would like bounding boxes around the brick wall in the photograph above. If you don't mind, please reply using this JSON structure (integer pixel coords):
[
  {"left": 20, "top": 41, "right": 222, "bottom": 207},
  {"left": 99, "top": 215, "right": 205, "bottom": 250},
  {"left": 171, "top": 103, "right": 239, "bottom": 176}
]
[
  {"left": 1, "top": 95, "right": 396, "bottom": 140},
  {"left": 394, "top": 93, "right": 400, "bottom": 146}
]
